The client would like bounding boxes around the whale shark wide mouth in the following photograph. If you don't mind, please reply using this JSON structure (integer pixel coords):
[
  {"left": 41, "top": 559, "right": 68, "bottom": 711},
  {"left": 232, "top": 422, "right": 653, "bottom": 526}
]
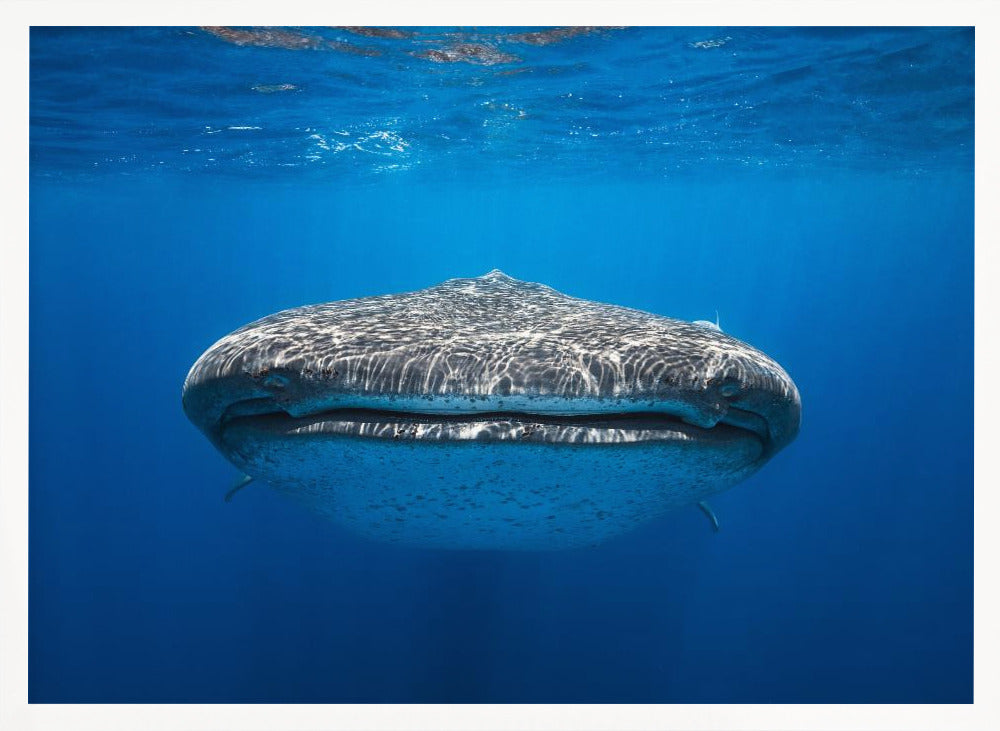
[{"left": 216, "top": 397, "right": 772, "bottom": 452}]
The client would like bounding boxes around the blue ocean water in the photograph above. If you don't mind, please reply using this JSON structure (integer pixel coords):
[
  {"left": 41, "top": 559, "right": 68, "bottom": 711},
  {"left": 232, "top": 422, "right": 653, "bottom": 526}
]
[{"left": 29, "top": 26, "right": 973, "bottom": 703}]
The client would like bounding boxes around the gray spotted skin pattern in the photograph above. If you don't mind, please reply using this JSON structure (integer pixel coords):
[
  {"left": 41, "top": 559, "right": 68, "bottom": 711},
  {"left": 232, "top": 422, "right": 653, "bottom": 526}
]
[
  {"left": 222, "top": 428, "right": 762, "bottom": 550},
  {"left": 182, "top": 270, "right": 801, "bottom": 550},
  {"left": 184, "top": 271, "right": 798, "bottom": 428}
]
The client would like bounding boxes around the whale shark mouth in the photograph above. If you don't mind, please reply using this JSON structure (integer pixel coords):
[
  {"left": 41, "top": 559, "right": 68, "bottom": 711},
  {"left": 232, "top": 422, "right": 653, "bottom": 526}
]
[{"left": 216, "top": 398, "right": 772, "bottom": 452}]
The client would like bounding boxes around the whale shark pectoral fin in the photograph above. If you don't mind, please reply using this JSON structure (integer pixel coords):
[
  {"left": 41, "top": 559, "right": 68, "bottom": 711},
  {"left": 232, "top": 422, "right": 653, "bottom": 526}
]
[
  {"left": 224, "top": 474, "right": 254, "bottom": 503},
  {"left": 697, "top": 501, "right": 720, "bottom": 532}
]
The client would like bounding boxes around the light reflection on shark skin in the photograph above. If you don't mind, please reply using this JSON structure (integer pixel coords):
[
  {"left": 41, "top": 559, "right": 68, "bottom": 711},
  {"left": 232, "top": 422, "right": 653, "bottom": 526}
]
[{"left": 183, "top": 271, "right": 800, "bottom": 549}]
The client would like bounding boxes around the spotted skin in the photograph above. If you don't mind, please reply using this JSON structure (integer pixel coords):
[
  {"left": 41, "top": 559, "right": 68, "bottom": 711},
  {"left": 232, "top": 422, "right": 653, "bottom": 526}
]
[{"left": 183, "top": 270, "right": 800, "bottom": 549}]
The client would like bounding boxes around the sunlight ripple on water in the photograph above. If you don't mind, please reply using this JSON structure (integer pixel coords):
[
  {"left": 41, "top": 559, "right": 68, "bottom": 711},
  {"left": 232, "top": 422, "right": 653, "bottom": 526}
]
[{"left": 30, "top": 26, "right": 974, "bottom": 181}]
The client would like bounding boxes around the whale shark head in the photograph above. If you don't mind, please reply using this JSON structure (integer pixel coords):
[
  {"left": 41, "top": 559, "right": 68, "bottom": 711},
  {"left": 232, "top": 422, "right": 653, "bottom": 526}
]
[{"left": 183, "top": 270, "right": 800, "bottom": 549}]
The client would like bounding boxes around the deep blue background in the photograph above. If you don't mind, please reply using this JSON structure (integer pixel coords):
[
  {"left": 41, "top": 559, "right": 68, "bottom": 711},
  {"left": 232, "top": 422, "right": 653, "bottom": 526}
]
[
  {"left": 29, "top": 174, "right": 972, "bottom": 702},
  {"left": 30, "top": 27, "right": 973, "bottom": 703}
]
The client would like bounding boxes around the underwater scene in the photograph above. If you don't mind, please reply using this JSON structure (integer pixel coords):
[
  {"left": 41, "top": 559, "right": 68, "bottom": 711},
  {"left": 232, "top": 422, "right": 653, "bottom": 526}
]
[{"left": 29, "top": 26, "right": 973, "bottom": 703}]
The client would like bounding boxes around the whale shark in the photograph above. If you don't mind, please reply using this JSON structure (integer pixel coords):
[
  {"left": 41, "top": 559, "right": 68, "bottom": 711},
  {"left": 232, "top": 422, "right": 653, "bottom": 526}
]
[{"left": 182, "top": 270, "right": 800, "bottom": 549}]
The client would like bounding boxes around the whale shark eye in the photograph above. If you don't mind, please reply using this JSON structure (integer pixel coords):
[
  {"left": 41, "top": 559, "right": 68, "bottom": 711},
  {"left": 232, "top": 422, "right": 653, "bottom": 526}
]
[
  {"left": 263, "top": 373, "right": 289, "bottom": 388},
  {"left": 709, "top": 376, "right": 741, "bottom": 397},
  {"left": 719, "top": 382, "right": 740, "bottom": 397}
]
